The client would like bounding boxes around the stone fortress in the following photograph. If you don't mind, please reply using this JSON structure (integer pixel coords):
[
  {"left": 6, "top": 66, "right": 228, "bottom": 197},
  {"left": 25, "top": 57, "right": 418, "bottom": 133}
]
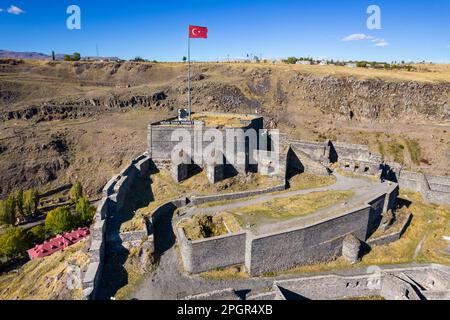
[{"left": 81, "top": 112, "right": 450, "bottom": 300}]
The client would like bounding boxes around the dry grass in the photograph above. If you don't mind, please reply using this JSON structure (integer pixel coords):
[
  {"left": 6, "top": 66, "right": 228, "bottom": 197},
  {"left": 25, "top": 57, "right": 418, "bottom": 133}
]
[
  {"left": 178, "top": 215, "right": 228, "bottom": 241},
  {"left": 199, "top": 265, "right": 249, "bottom": 280},
  {"left": 230, "top": 190, "right": 353, "bottom": 229},
  {"left": 113, "top": 243, "right": 156, "bottom": 300},
  {"left": 220, "top": 62, "right": 450, "bottom": 83},
  {"left": 120, "top": 170, "right": 280, "bottom": 232},
  {"left": 335, "top": 167, "right": 380, "bottom": 183},
  {"left": 288, "top": 173, "right": 336, "bottom": 190},
  {"left": 265, "top": 190, "right": 450, "bottom": 277},
  {"left": 190, "top": 113, "right": 256, "bottom": 127},
  {"left": 0, "top": 241, "right": 89, "bottom": 300}
]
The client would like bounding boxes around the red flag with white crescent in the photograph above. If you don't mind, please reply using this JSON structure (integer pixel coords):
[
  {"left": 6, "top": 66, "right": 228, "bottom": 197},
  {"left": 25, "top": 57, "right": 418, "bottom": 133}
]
[{"left": 189, "top": 25, "right": 208, "bottom": 38}]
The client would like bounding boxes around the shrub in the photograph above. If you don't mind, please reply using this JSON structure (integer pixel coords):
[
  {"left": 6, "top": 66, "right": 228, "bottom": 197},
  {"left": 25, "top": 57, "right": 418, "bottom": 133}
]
[
  {"left": 0, "top": 227, "right": 30, "bottom": 259},
  {"left": 23, "top": 189, "right": 38, "bottom": 218},
  {"left": 75, "top": 197, "right": 95, "bottom": 226},
  {"left": 283, "top": 57, "right": 299, "bottom": 64},
  {"left": 0, "top": 196, "right": 16, "bottom": 225},
  {"left": 70, "top": 181, "right": 83, "bottom": 202},
  {"left": 28, "top": 225, "right": 48, "bottom": 244},
  {"left": 45, "top": 207, "right": 75, "bottom": 235}
]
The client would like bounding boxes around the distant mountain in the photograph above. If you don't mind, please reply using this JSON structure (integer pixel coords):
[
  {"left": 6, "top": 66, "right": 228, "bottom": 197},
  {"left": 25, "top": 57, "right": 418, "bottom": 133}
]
[
  {"left": 0, "top": 50, "right": 119, "bottom": 61},
  {"left": 0, "top": 50, "right": 57, "bottom": 60}
]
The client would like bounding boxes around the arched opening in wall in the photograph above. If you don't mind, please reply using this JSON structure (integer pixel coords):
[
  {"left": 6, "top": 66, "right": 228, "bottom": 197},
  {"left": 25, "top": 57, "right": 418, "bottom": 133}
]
[
  {"left": 354, "top": 164, "right": 360, "bottom": 172},
  {"left": 364, "top": 166, "right": 370, "bottom": 173},
  {"left": 345, "top": 163, "right": 350, "bottom": 169}
]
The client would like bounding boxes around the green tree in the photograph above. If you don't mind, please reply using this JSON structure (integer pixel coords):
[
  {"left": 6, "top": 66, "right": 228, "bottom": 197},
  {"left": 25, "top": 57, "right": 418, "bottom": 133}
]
[
  {"left": 0, "top": 196, "right": 16, "bottom": 225},
  {"left": 182, "top": 56, "right": 187, "bottom": 63},
  {"left": 45, "top": 207, "right": 74, "bottom": 235},
  {"left": 28, "top": 225, "right": 47, "bottom": 244},
  {"left": 64, "top": 54, "right": 72, "bottom": 61},
  {"left": 23, "top": 189, "right": 38, "bottom": 218},
  {"left": 283, "top": 56, "right": 299, "bottom": 64},
  {"left": 15, "top": 189, "right": 24, "bottom": 221},
  {"left": 52, "top": 51, "right": 56, "bottom": 61},
  {"left": 72, "top": 52, "right": 81, "bottom": 61},
  {"left": 70, "top": 181, "right": 83, "bottom": 203},
  {"left": 75, "top": 197, "right": 95, "bottom": 226},
  {"left": 0, "top": 227, "right": 30, "bottom": 259}
]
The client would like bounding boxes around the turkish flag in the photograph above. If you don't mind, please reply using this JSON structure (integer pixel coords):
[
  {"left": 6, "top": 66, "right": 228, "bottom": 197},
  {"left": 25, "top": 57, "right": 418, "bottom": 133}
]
[{"left": 189, "top": 25, "right": 208, "bottom": 38}]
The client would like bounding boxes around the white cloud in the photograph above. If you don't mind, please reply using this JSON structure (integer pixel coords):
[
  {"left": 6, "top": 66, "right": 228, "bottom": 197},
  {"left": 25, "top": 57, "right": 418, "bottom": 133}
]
[
  {"left": 7, "top": 5, "right": 25, "bottom": 15},
  {"left": 374, "top": 41, "right": 389, "bottom": 47},
  {"left": 0, "top": 8, "right": 4, "bottom": 12},
  {"left": 373, "top": 39, "right": 389, "bottom": 47},
  {"left": 342, "top": 34, "right": 374, "bottom": 41},
  {"left": 342, "top": 33, "right": 389, "bottom": 47}
]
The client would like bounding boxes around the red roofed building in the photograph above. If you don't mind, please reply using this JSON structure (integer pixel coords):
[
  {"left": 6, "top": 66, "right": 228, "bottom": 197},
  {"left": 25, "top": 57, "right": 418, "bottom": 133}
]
[{"left": 27, "top": 227, "right": 90, "bottom": 259}]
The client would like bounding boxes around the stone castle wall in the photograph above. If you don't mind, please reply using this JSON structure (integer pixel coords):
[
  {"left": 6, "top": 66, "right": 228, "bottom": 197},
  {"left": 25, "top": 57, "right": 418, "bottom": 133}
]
[
  {"left": 177, "top": 182, "right": 399, "bottom": 276},
  {"left": 148, "top": 114, "right": 264, "bottom": 161},
  {"left": 178, "top": 228, "right": 247, "bottom": 273},
  {"left": 81, "top": 153, "right": 152, "bottom": 300},
  {"left": 398, "top": 170, "right": 450, "bottom": 206},
  {"left": 273, "top": 264, "right": 450, "bottom": 300}
]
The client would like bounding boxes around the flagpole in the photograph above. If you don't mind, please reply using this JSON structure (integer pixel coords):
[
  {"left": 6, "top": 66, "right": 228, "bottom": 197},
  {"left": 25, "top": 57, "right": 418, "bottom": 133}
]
[{"left": 188, "top": 31, "right": 191, "bottom": 121}]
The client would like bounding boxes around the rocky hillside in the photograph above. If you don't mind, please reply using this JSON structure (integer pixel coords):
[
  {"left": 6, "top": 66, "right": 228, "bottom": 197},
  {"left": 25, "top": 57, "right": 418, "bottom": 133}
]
[{"left": 0, "top": 59, "right": 449, "bottom": 197}]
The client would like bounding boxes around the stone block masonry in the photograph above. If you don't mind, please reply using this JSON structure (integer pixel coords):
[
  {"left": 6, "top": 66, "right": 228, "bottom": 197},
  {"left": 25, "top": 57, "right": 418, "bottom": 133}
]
[
  {"left": 81, "top": 152, "right": 152, "bottom": 300},
  {"left": 178, "top": 228, "right": 247, "bottom": 273},
  {"left": 273, "top": 264, "right": 450, "bottom": 300},
  {"left": 398, "top": 170, "right": 450, "bottom": 206},
  {"left": 177, "top": 181, "right": 399, "bottom": 276},
  {"left": 245, "top": 205, "right": 372, "bottom": 276}
]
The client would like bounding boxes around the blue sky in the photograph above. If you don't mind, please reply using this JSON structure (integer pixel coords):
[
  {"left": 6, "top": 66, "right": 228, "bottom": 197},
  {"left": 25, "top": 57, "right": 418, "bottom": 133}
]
[{"left": 1, "top": 0, "right": 449, "bottom": 62}]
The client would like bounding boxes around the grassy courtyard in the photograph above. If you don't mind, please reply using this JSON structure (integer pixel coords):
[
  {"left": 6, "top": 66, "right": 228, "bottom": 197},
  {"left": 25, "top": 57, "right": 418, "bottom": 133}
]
[{"left": 230, "top": 190, "right": 353, "bottom": 229}]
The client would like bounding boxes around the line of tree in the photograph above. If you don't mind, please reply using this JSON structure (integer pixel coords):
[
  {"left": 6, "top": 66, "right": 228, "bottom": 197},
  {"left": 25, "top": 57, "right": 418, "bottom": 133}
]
[
  {"left": 282, "top": 56, "right": 315, "bottom": 64},
  {"left": 0, "top": 182, "right": 95, "bottom": 268},
  {"left": 45, "top": 182, "right": 95, "bottom": 234},
  {"left": 355, "top": 60, "right": 416, "bottom": 71},
  {"left": 0, "top": 189, "right": 38, "bottom": 226},
  {"left": 63, "top": 52, "right": 81, "bottom": 61}
]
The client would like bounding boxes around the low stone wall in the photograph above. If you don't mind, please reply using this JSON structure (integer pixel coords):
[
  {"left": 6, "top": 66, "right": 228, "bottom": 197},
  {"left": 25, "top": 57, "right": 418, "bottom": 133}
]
[
  {"left": 368, "top": 213, "right": 413, "bottom": 247},
  {"left": 178, "top": 227, "right": 246, "bottom": 273},
  {"left": 177, "top": 181, "right": 399, "bottom": 276},
  {"left": 398, "top": 170, "right": 450, "bottom": 206},
  {"left": 189, "top": 183, "right": 286, "bottom": 206},
  {"left": 288, "top": 145, "right": 330, "bottom": 176},
  {"left": 273, "top": 264, "right": 450, "bottom": 300},
  {"left": 288, "top": 139, "right": 328, "bottom": 163},
  {"left": 245, "top": 205, "right": 372, "bottom": 276},
  {"left": 81, "top": 153, "right": 151, "bottom": 300},
  {"left": 245, "top": 184, "right": 399, "bottom": 276}
]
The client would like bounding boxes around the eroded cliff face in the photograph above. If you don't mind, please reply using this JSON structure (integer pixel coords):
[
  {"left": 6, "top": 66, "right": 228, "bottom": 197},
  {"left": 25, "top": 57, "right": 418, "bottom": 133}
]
[
  {"left": 0, "top": 60, "right": 448, "bottom": 198},
  {"left": 1, "top": 61, "right": 449, "bottom": 123},
  {"left": 286, "top": 75, "right": 450, "bottom": 121}
]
